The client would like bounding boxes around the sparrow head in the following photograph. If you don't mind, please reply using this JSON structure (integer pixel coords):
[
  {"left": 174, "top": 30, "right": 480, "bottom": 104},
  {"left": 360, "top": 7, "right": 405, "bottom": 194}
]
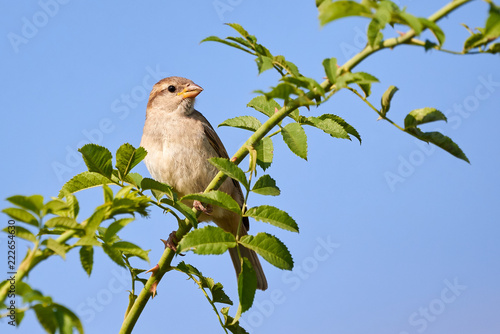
[{"left": 146, "top": 76, "right": 203, "bottom": 116}]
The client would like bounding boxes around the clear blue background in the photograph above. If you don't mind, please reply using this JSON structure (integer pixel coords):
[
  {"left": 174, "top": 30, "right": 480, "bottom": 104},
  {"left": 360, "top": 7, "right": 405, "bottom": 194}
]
[{"left": 1, "top": 1, "right": 499, "bottom": 333}]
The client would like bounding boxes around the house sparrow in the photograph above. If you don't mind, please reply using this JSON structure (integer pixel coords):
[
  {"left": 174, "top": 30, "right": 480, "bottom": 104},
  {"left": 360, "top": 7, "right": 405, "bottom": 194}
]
[{"left": 140, "top": 76, "right": 268, "bottom": 290}]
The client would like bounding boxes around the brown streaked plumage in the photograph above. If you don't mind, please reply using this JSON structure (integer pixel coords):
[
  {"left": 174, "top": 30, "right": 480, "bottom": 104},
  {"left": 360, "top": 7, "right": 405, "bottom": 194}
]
[{"left": 140, "top": 76, "right": 267, "bottom": 290}]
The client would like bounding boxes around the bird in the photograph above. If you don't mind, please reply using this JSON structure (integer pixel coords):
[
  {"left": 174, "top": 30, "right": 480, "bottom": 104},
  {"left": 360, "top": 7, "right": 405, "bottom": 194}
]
[{"left": 140, "top": 76, "right": 268, "bottom": 290}]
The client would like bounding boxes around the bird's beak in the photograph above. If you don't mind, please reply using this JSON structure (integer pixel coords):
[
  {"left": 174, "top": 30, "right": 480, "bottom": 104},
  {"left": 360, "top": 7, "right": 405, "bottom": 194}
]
[{"left": 177, "top": 84, "right": 203, "bottom": 99}]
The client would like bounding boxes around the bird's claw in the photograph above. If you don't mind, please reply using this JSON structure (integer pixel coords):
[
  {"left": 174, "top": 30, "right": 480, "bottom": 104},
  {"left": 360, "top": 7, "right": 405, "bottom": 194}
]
[{"left": 194, "top": 200, "right": 213, "bottom": 215}]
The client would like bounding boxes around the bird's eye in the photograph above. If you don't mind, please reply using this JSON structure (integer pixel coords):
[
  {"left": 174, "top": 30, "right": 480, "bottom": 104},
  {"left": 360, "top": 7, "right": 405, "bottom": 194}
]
[{"left": 167, "top": 85, "right": 176, "bottom": 93}]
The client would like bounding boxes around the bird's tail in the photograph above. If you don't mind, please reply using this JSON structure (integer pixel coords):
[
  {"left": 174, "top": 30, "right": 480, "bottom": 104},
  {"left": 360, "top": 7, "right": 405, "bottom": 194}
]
[{"left": 229, "top": 246, "right": 268, "bottom": 291}]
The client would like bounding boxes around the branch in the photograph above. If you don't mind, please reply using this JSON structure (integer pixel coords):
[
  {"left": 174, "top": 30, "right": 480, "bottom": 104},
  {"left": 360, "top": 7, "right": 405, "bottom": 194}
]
[{"left": 119, "top": 0, "right": 475, "bottom": 332}]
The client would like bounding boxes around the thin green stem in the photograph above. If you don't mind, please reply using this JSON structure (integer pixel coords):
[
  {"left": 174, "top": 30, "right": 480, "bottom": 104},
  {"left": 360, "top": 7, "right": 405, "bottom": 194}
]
[{"left": 119, "top": 1, "right": 475, "bottom": 332}]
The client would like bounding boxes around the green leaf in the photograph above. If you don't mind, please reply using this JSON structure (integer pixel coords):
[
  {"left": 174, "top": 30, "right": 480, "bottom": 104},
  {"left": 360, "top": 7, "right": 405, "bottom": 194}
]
[
  {"left": 115, "top": 143, "right": 147, "bottom": 180},
  {"left": 251, "top": 175, "right": 280, "bottom": 196},
  {"left": 219, "top": 116, "right": 262, "bottom": 132},
  {"left": 200, "top": 36, "right": 255, "bottom": 56},
  {"left": 141, "top": 177, "right": 176, "bottom": 200},
  {"left": 6, "top": 195, "right": 43, "bottom": 216},
  {"left": 397, "top": 12, "right": 423, "bottom": 35},
  {"left": 318, "top": 1, "right": 371, "bottom": 26},
  {"left": 239, "top": 233, "right": 293, "bottom": 270},
  {"left": 79, "top": 246, "right": 93, "bottom": 276},
  {"left": 102, "top": 243, "right": 125, "bottom": 267},
  {"left": 245, "top": 205, "right": 298, "bottom": 232},
  {"left": 44, "top": 217, "right": 82, "bottom": 230},
  {"left": 262, "top": 82, "right": 300, "bottom": 102},
  {"left": 255, "top": 55, "right": 274, "bottom": 74},
  {"left": 380, "top": 85, "right": 399, "bottom": 117},
  {"left": 78, "top": 144, "right": 113, "bottom": 178},
  {"left": 2, "top": 208, "right": 38, "bottom": 227},
  {"left": 281, "top": 123, "right": 308, "bottom": 160},
  {"left": 104, "top": 217, "right": 134, "bottom": 242},
  {"left": 160, "top": 198, "right": 198, "bottom": 228},
  {"left": 226, "top": 23, "right": 252, "bottom": 39},
  {"left": 45, "top": 238, "right": 67, "bottom": 259},
  {"left": 53, "top": 303, "right": 84, "bottom": 334},
  {"left": 125, "top": 172, "right": 143, "bottom": 188},
  {"left": 320, "top": 114, "right": 361, "bottom": 143},
  {"left": 112, "top": 241, "right": 150, "bottom": 262},
  {"left": 33, "top": 304, "right": 58, "bottom": 334},
  {"left": 211, "top": 282, "right": 233, "bottom": 305},
  {"left": 103, "top": 184, "right": 114, "bottom": 203},
  {"left": 85, "top": 208, "right": 106, "bottom": 236},
  {"left": 322, "top": 57, "right": 337, "bottom": 84},
  {"left": 302, "top": 116, "right": 350, "bottom": 139},
  {"left": 358, "top": 83, "right": 372, "bottom": 98},
  {"left": 2, "top": 226, "right": 36, "bottom": 243},
  {"left": 178, "top": 225, "right": 237, "bottom": 255},
  {"left": 406, "top": 128, "right": 469, "bottom": 163},
  {"left": 336, "top": 71, "right": 379, "bottom": 88},
  {"left": 254, "top": 137, "right": 274, "bottom": 171},
  {"left": 238, "top": 257, "right": 257, "bottom": 313},
  {"left": 182, "top": 191, "right": 242, "bottom": 214},
  {"left": 221, "top": 307, "right": 249, "bottom": 334},
  {"left": 247, "top": 95, "right": 281, "bottom": 118},
  {"left": 209, "top": 157, "right": 249, "bottom": 190},
  {"left": 404, "top": 107, "right": 447, "bottom": 129},
  {"left": 58, "top": 171, "right": 114, "bottom": 198},
  {"left": 419, "top": 18, "right": 445, "bottom": 46}
]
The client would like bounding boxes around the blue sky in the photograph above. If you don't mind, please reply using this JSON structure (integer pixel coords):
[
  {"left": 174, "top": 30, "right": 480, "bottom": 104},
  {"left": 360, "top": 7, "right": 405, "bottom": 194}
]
[{"left": 1, "top": 1, "right": 500, "bottom": 333}]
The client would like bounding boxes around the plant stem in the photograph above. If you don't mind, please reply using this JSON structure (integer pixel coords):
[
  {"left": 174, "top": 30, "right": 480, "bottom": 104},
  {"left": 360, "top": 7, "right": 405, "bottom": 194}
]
[{"left": 118, "top": 1, "right": 474, "bottom": 332}]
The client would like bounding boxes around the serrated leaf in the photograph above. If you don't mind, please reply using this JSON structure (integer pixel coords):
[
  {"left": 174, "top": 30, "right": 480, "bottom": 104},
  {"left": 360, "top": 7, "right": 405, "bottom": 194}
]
[
  {"left": 125, "top": 172, "right": 143, "bottom": 188},
  {"left": 33, "top": 304, "right": 58, "bottom": 334},
  {"left": 221, "top": 307, "right": 249, "bottom": 334},
  {"left": 245, "top": 205, "right": 298, "bottom": 232},
  {"left": 78, "top": 144, "right": 113, "bottom": 178},
  {"left": 102, "top": 243, "right": 125, "bottom": 267},
  {"left": 2, "top": 208, "right": 38, "bottom": 227},
  {"left": 358, "top": 83, "right": 372, "bottom": 98},
  {"left": 406, "top": 128, "right": 469, "bottom": 163},
  {"left": 182, "top": 191, "right": 242, "bottom": 214},
  {"left": 263, "top": 82, "right": 299, "bottom": 102},
  {"left": 238, "top": 257, "right": 257, "bottom": 313},
  {"left": 58, "top": 171, "right": 114, "bottom": 198},
  {"left": 252, "top": 175, "right": 280, "bottom": 196},
  {"left": 115, "top": 144, "right": 147, "bottom": 180},
  {"left": 141, "top": 177, "right": 175, "bottom": 200},
  {"left": 226, "top": 23, "right": 252, "bottom": 39},
  {"left": 254, "top": 137, "right": 274, "bottom": 170},
  {"left": 404, "top": 107, "right": 447, "bottom": 128},
  {"left": 201, "top": 36, "right": 256, "bottom": 56},
  {"left": 239, "top": 233, "right": 293, "bottom": 270},
  {"left": 247, "top": 96, "right": 281, "bottom": 118},
  {"left": 2, "top": 226, "right": 36, "bottom": 243},
  {"left": 322, "top": 57, "right": 337, "bottom": 84},
  {"left": 303, "top": 116, "right": 350, "bottom": 139},
  {"left": 79, "top": 246, "right": 93, "bottom": 276},
  {"left": 85, "top": 208, "right": 106, "bottom": 236},
  {"left": 380, "top": 85, "right": 399, "bottom": 116},
  {"left": 219, "top": 116, "right": 262, "bottom": 132},
  {"left": 281, "top": 123, "right": 308, "bottom": 160},
  {"left": 104, "top": 218, "right": 134, "bottom": 242},
  {"left": 6, "top": 195, "right": 43, "bottom": 216},
  {"left": 41, "top": 199, "right": 68, "bottom": 216},
  {"left": 320, "top": 114, "right": 361, "bottom": 143},
  {"left": 44, "top": 217, "right": 83, "bottom": 230},
  {"left": 419, "top": 18, "right": 445, "bottom": 46},
  {"left": 178, "top": 225, "right": 237, "bottom": 255},
  {"left": 209, "top": 157, "right": 249, "bottom": 190},
  {"left": 112, "top": 241, "right": 150, "bottom": 262},
  {"left": 255, "top": 55, "right": 274, "bottom": 74},
  {"left": 45, "top": 238, "right": 67, "bottom": 259},
  {"left": 318, "top": 1, "right": 371, "bottom": 26},
  {"left": 211, "top": 282, "right": 233, "bottom": 305}
]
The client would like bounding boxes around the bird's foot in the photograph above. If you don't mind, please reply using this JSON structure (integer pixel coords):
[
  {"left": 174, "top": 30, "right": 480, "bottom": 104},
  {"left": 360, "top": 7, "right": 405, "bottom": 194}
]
[
  {"left": 160, "top": 231, "right": 183, "bottom": 253},
  {"left": 193, "top": 200, "right": 213, "bottom": 215}
]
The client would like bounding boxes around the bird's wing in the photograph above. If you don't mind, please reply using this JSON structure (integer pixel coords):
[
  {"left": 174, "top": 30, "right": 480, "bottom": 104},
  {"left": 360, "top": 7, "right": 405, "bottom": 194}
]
[{"left": 194, "top": 110, "right": 250, "bottom": 231}]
